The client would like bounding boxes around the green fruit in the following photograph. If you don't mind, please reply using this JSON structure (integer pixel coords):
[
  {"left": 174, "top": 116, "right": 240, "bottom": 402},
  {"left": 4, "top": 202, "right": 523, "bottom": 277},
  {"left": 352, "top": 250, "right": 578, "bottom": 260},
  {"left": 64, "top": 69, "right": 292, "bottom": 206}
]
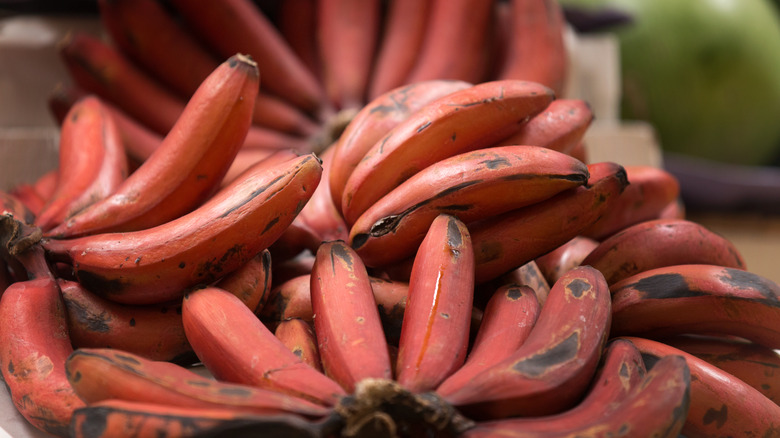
[{"left": 562, "top": 0, "right": 780, "bottom": 165}]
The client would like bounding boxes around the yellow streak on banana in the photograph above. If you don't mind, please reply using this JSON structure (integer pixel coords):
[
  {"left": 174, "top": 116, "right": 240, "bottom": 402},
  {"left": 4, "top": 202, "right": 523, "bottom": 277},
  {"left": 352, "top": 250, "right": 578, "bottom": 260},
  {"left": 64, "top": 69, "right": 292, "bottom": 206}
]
[
  {"left": 65, "top": 348, "right": 330, "bottom": 418},
  {"left": 395, "top": 214, "right": 474, "bottom": 393},
  {"left": 341, "top": 80, "right": 556, "bottom": 226},
  {"left": 48, "top": 54, "right": 259, "bottom": 238},
  {"left": 42, "top": 154, "right": 322, "bottom": 305},
  {"left": 182, "top": 286, "right": 346, "bottom": 406},
  {"left": 349, "top": 145, "right": 589, "bottom": 267},
  {"left": 437, "top": 266, "right": 611, "bottom": 420},
  {"left": 311, "top": 241, "right": 392, "bottom": 392}
]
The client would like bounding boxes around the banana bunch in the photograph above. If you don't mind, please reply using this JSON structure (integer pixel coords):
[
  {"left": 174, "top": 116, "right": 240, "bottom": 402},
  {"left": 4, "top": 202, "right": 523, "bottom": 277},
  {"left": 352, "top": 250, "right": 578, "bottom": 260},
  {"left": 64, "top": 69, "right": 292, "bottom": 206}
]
[{"left": 50, "top": 0, "right": 569, "bottom": 160}]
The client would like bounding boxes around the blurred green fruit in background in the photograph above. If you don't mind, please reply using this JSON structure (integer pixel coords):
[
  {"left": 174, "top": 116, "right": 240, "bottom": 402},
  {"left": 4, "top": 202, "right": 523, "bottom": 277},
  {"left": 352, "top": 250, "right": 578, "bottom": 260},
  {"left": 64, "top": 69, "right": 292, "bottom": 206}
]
[{"left": 561, "top": 0, "right": 780, "bottom": 166}]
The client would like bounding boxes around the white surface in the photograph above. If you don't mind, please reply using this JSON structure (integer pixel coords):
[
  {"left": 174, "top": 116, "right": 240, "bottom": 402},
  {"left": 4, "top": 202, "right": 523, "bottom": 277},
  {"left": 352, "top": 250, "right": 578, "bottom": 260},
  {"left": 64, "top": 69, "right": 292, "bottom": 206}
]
[{"left": 0, "top": 383, "right": 50, "bottom": 438}]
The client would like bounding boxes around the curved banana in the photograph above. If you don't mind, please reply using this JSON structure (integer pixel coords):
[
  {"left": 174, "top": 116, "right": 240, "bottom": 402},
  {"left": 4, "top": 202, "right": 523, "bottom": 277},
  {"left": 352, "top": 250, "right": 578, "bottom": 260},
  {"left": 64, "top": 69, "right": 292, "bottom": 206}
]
[
  {"left": 182, "top": 286, "right": 346, "bottom": 406},
  {"left": 349, "top": 145, "right": 589, "bottom": 267},
  {"left": 329, "top": 79, "right": 472, "bottom": 210},
  {"left": 42, "top": 154, "right": 322, "bottom": 305},
  {"left": 626, "top": 336, "right": 780, "bottom": 437},
  {"left": 437, "top": 265, "right": 611, "bottom": 420},
  {"left": 470, "top": 161, "right": 628, "bottom": 284},
  {"left": 610, "top": 264, "right": 780, "bottom": 349},
  {"left": 214, "top": 248, "right": 272, "bottom": 315},
  {"left": 296, "top": 145, "right": 349, "bottom": 243},
  {"left": 35, "top": 96, "right": 128, "bottom": 231},
  {"left": 0, "top": 277, "right": 85, "bottom": 437},
  {"left": 65, "top": 348, "right": 330, "bottom": 418},
  {"left": 582, "top": 218, "right": 747, "bottom": 285},
  {"left": 261, "top": 274, "right": 314, "bottom": 324},
  {"left": 48, "top": 54, "right": 258, "bottom": 238},
  {"left": 59, "top": 279, "right": 193, "bottom": 364},
  {"left": 396, "top": 215, "right": 475, "bottom": 393},
  {"left": 496, "top": 99, "right": 593, "bottom": 155},
  {"left": 275, "top": 318, "right": 323, "bottom": 372},
  {"left": 534, "top": 236, "right": 599, "bottom": 286},
  {"left": 311, "top": 240, "right": 392, "bottom": 392},
  {"left": 340, "top": 80, "right": 556, "bottom": 225}
]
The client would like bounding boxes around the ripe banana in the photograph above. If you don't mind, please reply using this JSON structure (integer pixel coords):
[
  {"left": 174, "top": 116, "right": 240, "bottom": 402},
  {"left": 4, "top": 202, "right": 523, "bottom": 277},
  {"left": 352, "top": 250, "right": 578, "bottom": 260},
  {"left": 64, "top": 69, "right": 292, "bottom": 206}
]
[
  {"left": 221, "top": 148, "right": 299, "bottom": 189},
  {"left": 275, "top": 318, "right": 323, "bottom": 372},
  {"left": 582, "top": 165, "right": 681, "bottom": 240},
  {"left": 470, "top": 161, "right": 628, "bottom": 284},
  {"left": 262, "top": 274, "right": 314, "bottom": 324},
  {"left": 214, "top": 249, "right": 272, "bottom": 315},
  {"left": 181, "top": 286, "right": 346, "bottom": 406},
  {"left": 48, "top": 54, "right": 258, "bottom": 238},
  {"left": 296, "top": 145, "right": 349, "bottom": 243},
  {"left": 329, "top": 79, "right": 472, "bottom": 210},
  {"left": 535, "top": 236, "right": 599, "bottom": 286},
  {"left": 662, "top": 334, "right": 780, "bottom": 404},
  {"left": 310, "top": 240, "right": 392, "bottom": 392},
  {"left": 341, "top": 80, "right": 556, "bottom": 225},
  {"left": 277, "top": 0, "right": 320, "bottom": 83},
  {"left": 437, "top": 265, "right": 611, "bottom": 420},
  {"left": 481, "top": 260, "right": 552, "bottom": 306},
  {"left": 395, "top": 214, "right": 474, "bottom": 393},
  {"left": 496, "top": 99, "right": 593, "bottom": 155},
  {"left": 35, "top": 96, "right": 128, "bottom": 231},
  {"left": 404, "top": 0, "right": 494, "bottom": 84},
  {"left": 367, "top": 0, "right": 432, "bottom": 99},
  {"left": 611, "top": 264, "right": 780, "bottom": 349},
  {"left": 498, "top": 0, "right": 569, "bottom": 96},
  {"left": 59, "top": 279, "right": 193, "bottom": 364},
  {"left": 65, "top": 347, "right": 330, "bottom": 418},
  {"left": 582, "top": 218, "right": 747, "bottom": 285},
  {"left": 0, "top": 277, "right": 85, "bottom": 437},
  {"left": 167, "top": 0, "right": 327, "bottom": 114},
  {"left": 42, "top": 154, "right": 322, "bottom": 305},
  {"left": 443, "top": 284, "right": 541, "bottom": 387},
  {"left": 626, "top": 336, "right": 780, "bottom": 437},
  {"left": 349, "top": 145, "right": 589, "bottom": 267}
]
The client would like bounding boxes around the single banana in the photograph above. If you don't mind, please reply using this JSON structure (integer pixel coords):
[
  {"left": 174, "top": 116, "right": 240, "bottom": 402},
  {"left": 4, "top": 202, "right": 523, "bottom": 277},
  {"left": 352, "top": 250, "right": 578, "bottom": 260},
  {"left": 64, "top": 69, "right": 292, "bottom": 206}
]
[
  {"left": 495, "top": 99, "right": 594, "bottom": 155},
  {"left": 311, "top": 240, "right": 393, "bottom": 392},
  {"left": 214, "top": 248, "right": 272, "bottom": 316},
  {"left": 395, "top": 214, "right": 475, "bottom": 393},
  {"left": 535, "top": 236, "right": 599, "bottom": 286},
  {"left": 626, "top": 336, "right": 780, "bottom": 437},
  {"left": 35, "top": 96, "right": 128, "bottom": 231},
  {"left": 582, "top": 218, "right": 747, "bottom": 285},
  {"left": 181, "top": 286, "right": 346, "bottom": 406},
  {"left": 437, "top": 265, "right": 611, "bottom": 420},
  {"left": 349, "top": 145, "right": 589, "bottom": 267},
  {"left": 275, "top": 318, "right": 323, "bottom": 372},
  {"left": 296, "top": 145, "right": 349, "bottom": 243},
  {"left": 42, "top": 154, "right": 322, "bottom": 305},
  {"left": 341, "top": 80, "right": 556, "bottom": 225}
]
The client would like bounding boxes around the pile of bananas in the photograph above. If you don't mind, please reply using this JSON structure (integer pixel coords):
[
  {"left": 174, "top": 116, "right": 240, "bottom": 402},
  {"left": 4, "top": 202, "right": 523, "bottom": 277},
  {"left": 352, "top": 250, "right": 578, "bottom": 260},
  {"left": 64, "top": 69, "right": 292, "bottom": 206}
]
[{"left": 1, "top": 0, "right": 779, "bottom": 437}]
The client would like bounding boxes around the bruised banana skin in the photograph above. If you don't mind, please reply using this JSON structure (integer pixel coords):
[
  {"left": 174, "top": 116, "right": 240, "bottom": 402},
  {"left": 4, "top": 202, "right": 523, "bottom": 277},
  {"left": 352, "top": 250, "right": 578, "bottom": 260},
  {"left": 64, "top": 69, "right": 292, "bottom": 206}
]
[
  {"left": 42, "top": 154, "right": 322, "bottom": 305},
  {"left": 662, "top": 334, "right": 780, "bottom": 404},
  {"left": 464, "top": 350, "right": 689, "bottom": 438},
  {"left": 534, "top": 236, "right": 600, "bottom": 286},
  {"left": 68, "top": 399, "right": 323, "bottom": 438},
  {"left": 437, "top": 265, "right": 611, "bottom": 420},
  {"left": 396, "top": 215, "right": 475, "bottom": 393},
  {"left": 366, "top": 0, "right": 433, "bottom": 99},
  {"left": 65, "top": 348, "right": 330, "bottom": 418},
  {"left": 329, "top": 79, "right": 472, "bottom": 210},
  {"left": 59, "top": 279, "right": 193, "bottom": 364},
  {"left": 444, "top": 284, "right": 540, "bottom": 387},
  {"left": 35, "top": 96, "right": 128, "bottom": 232},
  {"left": 311, "top": 241, "right": 392, "bottom": 392},
  {"left": 581, "top": 165, "right": 681, "bottom": 241},
  {"left": 610, "top": 264, "right": 780, "bottom": 349},
  {"left": 463, "top": 338, "right": 647, "bottom": 436},
  {"left": 470, "top": 161, "right": 628, "bottom": 284},
  {"left": 404, "top": 0, "right": 494, "bottom": 85},
  {"left": 625, "top": 336, "right": 780, "bottom": 438},
  {"left": 498, "top": 0, "right": 568, "bottom": 96},
  {"left": 349, "top": 145, "right": 589, "bottom": 268},
  {"left": 275, "top": 318, "right": 323, "bottom": 372},
  {"left": 167, "top": 0, "right": 326, "bottom": 114},
  {"left": 341, "top": 80, "right": 556, "bottom": 226},
  {"left": 0, "top": 278, "right": 85, "bottom": 437},
  {"left": 582, "top": 218, "right": 747, "bottom": 285},
  {"left": 48, "top": 54, "right": 259, "bottom": 238},
  {"left": 317, "top": 0, "right": 380, "bottom": 110},
  {"left": 496, "top": 99, "right": 593, "bottom": 155},
  {"left": 215, "top": 249, "right": 272, "bottom": 315},
  {"left": 181, "top": 286, "right": 346, "bottom": 406}
]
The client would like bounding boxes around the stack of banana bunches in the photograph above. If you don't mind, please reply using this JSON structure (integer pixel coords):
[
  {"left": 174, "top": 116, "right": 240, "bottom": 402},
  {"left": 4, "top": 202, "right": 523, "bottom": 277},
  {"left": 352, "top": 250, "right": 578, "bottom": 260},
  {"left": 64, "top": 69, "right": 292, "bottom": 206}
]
[{"left": 1, "top": 0, "right": 779, "bottom": 437}]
